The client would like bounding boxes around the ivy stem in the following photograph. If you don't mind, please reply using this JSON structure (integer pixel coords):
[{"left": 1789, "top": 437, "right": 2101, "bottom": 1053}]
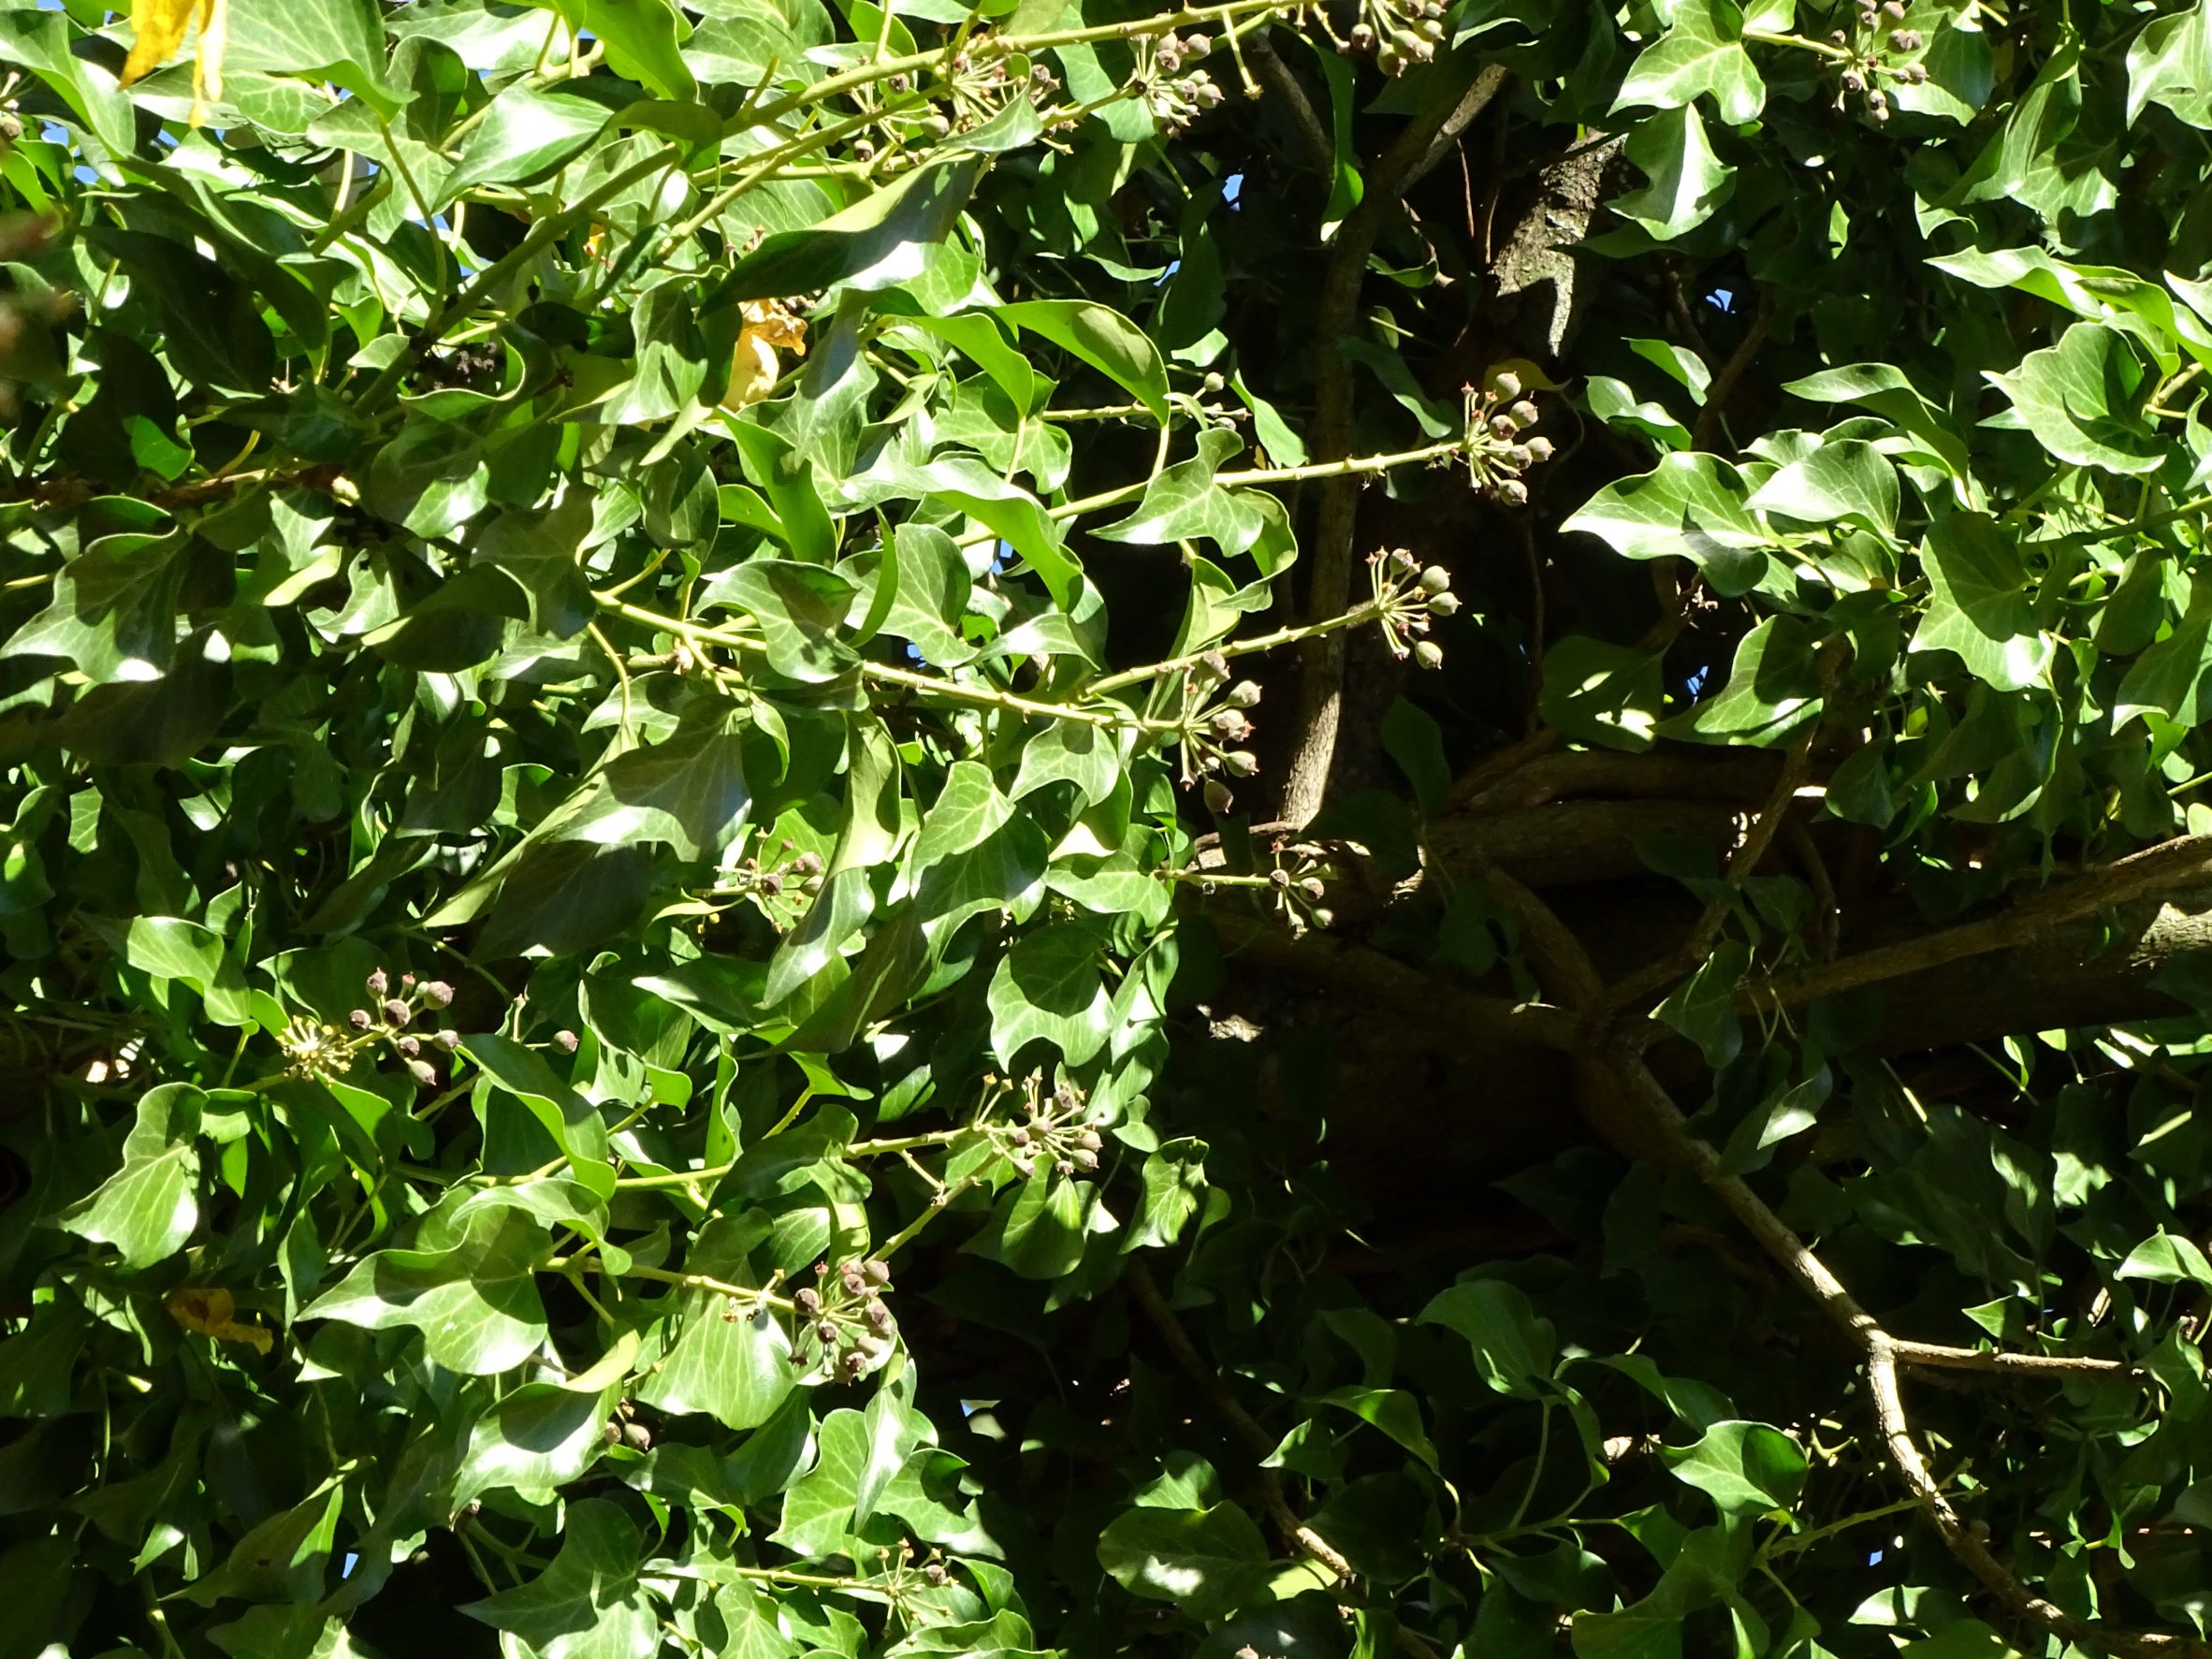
[
  {"left": 594, "top": 597, "right": 1173, "bottom": 730},
  {"left": 874, "top": 1171, "right": 985, "bottom": 1261},
  {"left": 609, "top": 1127, "right": 965, "bottom": 1189},
  {"left": 1088, "top": 600, "right": 1390, "bottom": 694},
  {"left": 741, "top": 0, "right": 1304, "bottom": 133},
  {"left": 542, "top": 1255, "right": 799, "bottom": 1315},
  {"left": 1743, "top": 27, "right": 1854, "bottom": 61},
  {"left": 957, "top": 435, "right": 1463, "bottom": 548}
]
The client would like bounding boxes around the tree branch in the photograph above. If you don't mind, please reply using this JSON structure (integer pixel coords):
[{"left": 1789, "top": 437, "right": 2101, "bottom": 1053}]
[
  {"left": 1245, "top": 30, "right": 1332, "bottom": 177},
  {"left": 1126, "top": 1262, "right": 1356, "bottom": 1581},
  {"left": 1279, "top": 62, "right": 1511, "bottom": 827},
  {"left": 1745, "top": 833, "right": 2212, "bottom": 1014},
  {"left": 1691, "top": 284, "right": 1776, "bottom": 455},
  {"left": 1456, "top": 862, "right": 2185, "bottom": 1659}
]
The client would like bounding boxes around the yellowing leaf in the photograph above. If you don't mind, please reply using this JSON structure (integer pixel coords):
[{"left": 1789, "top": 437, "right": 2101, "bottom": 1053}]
[
  {"left": 121, "top": 0, "right": 228, "bottom": 127},
  {"left": 167, "top": 1286, "right": 272, "bottom": 1354},
  {"left": 721, "top": 299, "right": 807, "bottom": 411}
]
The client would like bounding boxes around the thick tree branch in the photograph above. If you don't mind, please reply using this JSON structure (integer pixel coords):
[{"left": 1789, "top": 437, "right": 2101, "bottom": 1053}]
[
  {"left": 1280, "top": 62, "right": 1511, "bottom": 826},
  {"left": 1746, "top": 833, "right": 2212, "bottom": 1013}
]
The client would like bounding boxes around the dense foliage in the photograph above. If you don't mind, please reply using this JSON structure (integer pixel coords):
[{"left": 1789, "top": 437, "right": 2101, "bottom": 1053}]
[{"left": 18, "top": 1, "right": 2212, "bottom": 1657}]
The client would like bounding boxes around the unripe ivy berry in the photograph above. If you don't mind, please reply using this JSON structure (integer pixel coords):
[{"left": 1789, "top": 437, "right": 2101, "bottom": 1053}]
[
  {"left": 422, "top": 981, "right": 454, "bottom": 1009},
  {"left": 433, "top": 1029, "right": 459, "bottom": 1052},
  {"left": 621, "top": 1420, "right": 652, "bottom": 1451},
  {"left": 382, "top": 998, "right": 410, "bottom": 1026},
  {"left": 406, "top": 1058, "right": 437, "bottom": 1088},
  {"left": 1498, "top": 478, "right": 1530, "bottom": 507},
  {"left": 1055, "top": 1159, "right": 1074, "bottom": 1176},
  {"left": 1185, "top": 33, "right": 1211, "bottom": 54},
  {"left": 866, "top": 1260, "right": 891, "bottom": 1284},
  {"left": 348, "top": 1008, "right": 372, "bottom": 1031},
  {"left": 1429, "top": 592, "right": 1462, "bottom": 617},
  {"left": 1227, "top": 679, "right": 1261, "bottom": 707},
  {"left": 1413, "top": 641, "right": 1445, "bottom": 670},
  {"left": 1507, "top": 400, "right": 1539, "bottom": 429},
  {"left": 1072, "top": 1149, "right": 1099, "bottom": 1171},
  {"left": 1224, "top": 750, "right": 1259, "bottom": 777},
  {"left": 1301, "top": 877, "right": 1326, "bottom": 901},
  {"left": 1347, "top": 22, "right": 1375, "bottom": 51},
  {"left": 1489, "top": 369, "right": 1521, "bottom": 400},
  {"left": 1490, "top": 414, "right": 1519, "bottom": 441},
  {"left": 554, "top": 1029, "right": 579, "bottom": 1054},
  {"left": 1204, "top": 779, "right": 1234, "bottom": 814},
  {"left": 1525, "top": 435, "right": 1555, "bottom": 463},
  {"left": 924, "top": 1562, "right": 949, "bottom": 1586},
  {"left": 367, "top": 968, "right": 388, "bottom": 996},
  {"left": 1077, "top": 1129, "right": 1102, "bottom": 1152},
  {"left": 1419, "top": 565, "right": 1450, "bottom": 595},
  {"left": 397, "top": 1036, "right": 420, "bottom": 1058},
  {"left": 1201, "top": 371, "right": 1225, "bottom": 392}
]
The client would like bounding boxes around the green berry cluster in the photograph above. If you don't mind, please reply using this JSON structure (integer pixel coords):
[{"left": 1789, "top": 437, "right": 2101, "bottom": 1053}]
[
  {"left": 1463, "top": 367, "right": 1553, "bottom": 509},
  {"left": 1172, "top": 654, "right": 1267, "bottom": 812},
  {"left": 1369, "top": 547, "right": 1463, "bottom": 673},
  {"left": 1138, "top": 31, "right": 1227, "bottom": 133}
]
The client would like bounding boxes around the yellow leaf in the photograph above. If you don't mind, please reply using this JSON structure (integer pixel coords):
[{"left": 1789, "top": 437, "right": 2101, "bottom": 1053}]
[
  {"left": 167, "top": 1286, "right": 273, "bottom": 1354},
  {"left": 720, "top": 299, "right": 808, "bottom": 411},
  {"left": 121, "top": 0, "right": 228, "bottom": 128}
]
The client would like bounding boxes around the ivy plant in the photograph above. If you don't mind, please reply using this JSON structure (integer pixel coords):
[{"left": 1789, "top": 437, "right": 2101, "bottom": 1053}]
[{"left": 11, "top": 2, "right": 2212, "bottom": 1659}]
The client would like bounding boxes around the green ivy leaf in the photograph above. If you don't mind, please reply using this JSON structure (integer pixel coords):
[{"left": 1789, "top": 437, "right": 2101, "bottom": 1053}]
[
  {"left": 1661, "top": 1420, "right": 1809, "bottom": 1515},
  {"left": 987, "top": 922, "right": 1114, "bottom": 1067},
  {"left": 299, "top": 1207, "right": 549, "bottom": 1375},
  {"left": 1097, "top": 1502, "right": 1272, "bottom": 1620},
  {"left": 1911, "top": 513, "right": 2053, "bottom": 693},
  {"left": 55, "top": 1083, "right": 204, "bottom": 1270},
  {"left": 462, "top": 1500, "right": 659, "bottom": 1659},
  {"left": 1986, "top": 322, "right": 2165, "bottom": 475},
  {"left": 1419, "top": 1280, "right": 1557, "bottom": 1399},
  {"left": 1613, "top": 0, "right": 1766, "bottom": 124}
]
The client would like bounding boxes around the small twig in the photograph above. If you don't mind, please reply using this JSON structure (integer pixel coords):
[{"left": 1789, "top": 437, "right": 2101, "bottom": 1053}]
[
  {"left": 1126, "top": 1262, "right": 1357, "bottom": 1581},
  {"left": 1692, "top": 285, "right": 1776, "bottom": 455}
]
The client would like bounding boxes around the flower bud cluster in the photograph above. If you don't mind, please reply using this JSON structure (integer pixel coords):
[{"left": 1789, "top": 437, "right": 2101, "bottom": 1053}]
[
  {"left": 1828, "top": 2, "right": 1930, "bottom": 121},
  {"left": 1463, "top": 367, "right": 1554, "bottom": 509},
  {"left": 862, "top": 48, "right": 1069, "bottom": 172},
  {"left": 788, "top": 1255, "right": 898, "bottom": 1382},
  {"left": 710, "top": 837, "right": 827, "bottom": 931},
  {"left": 989, "top": 1074, "right": 1104, "bottom": 1182},
  {"left": 342, "top": 968, "right": 460, "bottom": 1089},
  {"left": 1316, "top": 0, "right": 1449, "bottom": 76},
  {"left": 1368, "top": 548, "right": 1461, "bottom": 672},
  {"left": 280, "top": 968, "right": 459, "bottom": 1086}
]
